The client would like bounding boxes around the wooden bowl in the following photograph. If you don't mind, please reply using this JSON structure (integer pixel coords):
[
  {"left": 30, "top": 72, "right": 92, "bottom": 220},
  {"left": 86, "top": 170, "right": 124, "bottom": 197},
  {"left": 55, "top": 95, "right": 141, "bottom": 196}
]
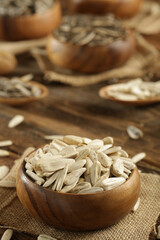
[
  {"left": 0, "top": 1, "right": 62, "bottom": 41},
  {"left": 99, "top": 84, "right": 160, "bottom": 106},
  {"left": 0, "top": 81, "right": 48, "bottom": 106},
  {"left": 67, "top": 0, "right": 143, "bottom": 18},
  {"left": 47, "top": 32, "right": 136, "bottom": 73},
  {"left": 16, "top": 160, "right": 140, "bottom": 231}
]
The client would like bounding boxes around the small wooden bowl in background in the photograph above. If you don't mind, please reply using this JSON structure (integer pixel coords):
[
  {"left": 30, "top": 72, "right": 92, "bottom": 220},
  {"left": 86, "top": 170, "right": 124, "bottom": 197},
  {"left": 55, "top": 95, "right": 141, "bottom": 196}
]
[
  {"left": 0, "top": 81, "right": 48, "bottom": 106},
  {"left": 67, "top": 0, "right": 143, "bottom": 18},
  {"left": 99, "top": 84, "right": 160, "bottom": 106},
  {"left": 16, "top": 160, "right": 140, "bottom": 231},
  {"left": 47, "top": 32, "right": 136, "bottom": 73},
  {"left": 0, "top": 1, "right": 62, "bottom": 41}
]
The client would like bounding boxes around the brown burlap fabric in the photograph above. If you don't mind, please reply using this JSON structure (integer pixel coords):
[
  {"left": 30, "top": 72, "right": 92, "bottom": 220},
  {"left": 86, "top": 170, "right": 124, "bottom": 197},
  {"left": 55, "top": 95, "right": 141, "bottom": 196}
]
[{"left": 0, "top": 173, "right": 160, "bottom": 240}]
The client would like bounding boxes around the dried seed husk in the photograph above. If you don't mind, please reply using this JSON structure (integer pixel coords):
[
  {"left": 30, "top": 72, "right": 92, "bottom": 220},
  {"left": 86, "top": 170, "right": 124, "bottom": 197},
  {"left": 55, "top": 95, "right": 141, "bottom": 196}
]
[
  {"left": 132, "top": 152, "right": 146, "bottom": 163},
  {"left": 75, "top": 148, "right": 90, "bottom": 160},
  {"left": 90, "top": 161, "right": 101, "bottom": 185},
  {"left": 101, "top": 177, "right": 125, "bottom": 190},
  {"left": 44, "top": 135, "right": 64, "bottom": 140},
  {"left": 83, "top": 137, "right": 91, "bottom": 144},
  {"left": 60, "top": 181, "right": 77, "bottom": 193},
  {"left": 1, "top": 229, "right": 13, "bottom": 240},
  {"left": 132, "top": 197, "right": 140, "bottom": 212},
  {"left": 0, "top": 149, "right": 10, "bottom": 157},
  {"left": 71, "top": 182, "right": 91, "bottom": 193},
  {"left": 68, "top": 159, "right": 86, "bottom": 172},
  {"left": 56, "top": 165, "right": 68, "bottom": 191},
  {"left": 103, "top": 136, "right": 114, "bottom": 145},
  {"left": 43, "top": 171, "right": 59, "bottom": 188},
  {"left": 63, "top": 135, "right": 83, "bottom": 145},
  {"left": 0, "top": 140, "right": 12, "bottom": 147},
  {"left": 89, "top": 150, "right": 98, "bottom": 162},
  {"left": 0, "top": 166, "right": 9, "bottom": 180},
  {"left": 88, "top": 139, "right": 104, "bottom": 148},
  {"left": 94, "top": 173, "right": 110, "bottom": 187},
  {"left": 103, "top": 146, "right": 122, "bottom": 155},
  {"left": 127, "top": 126, "right": 143, "bottom": 140},
  {"left": 118, "top": 149, "right": 129, "bottom": 157},
  {"left": 64, "top": 168, "right": 86, "bottom": 185},
  {"left": 97, "top": 144, "right": 112, "bottom": 153},
  {"left": 25, "top": 162, "right": 33, "bottom": 171},
  {"left": 111, "top": 158, "right": 124, "bottom": 177},
  {"left": 8, "top": 115, "right": 24, "bottom": 128},
  {"left": 26, "top": 170, "right": 44, "bottom": 185},
  {"left": 38, "top": 234, "right": 57, "bottom": 240},
  {"left": 98, "top": 152, "right": 112, "bottom": 167},
  {"left": 78, "top": 187, "right": 103, "bottom": 194},
  {"left": 60, "top": 145, "right": 77, "bottom": 158},
  {"left": 85, "top": 157, "right": 93, "bottom": 175},
  {"left": 123, "top": 159, "right": 135, "bottom": 170}
]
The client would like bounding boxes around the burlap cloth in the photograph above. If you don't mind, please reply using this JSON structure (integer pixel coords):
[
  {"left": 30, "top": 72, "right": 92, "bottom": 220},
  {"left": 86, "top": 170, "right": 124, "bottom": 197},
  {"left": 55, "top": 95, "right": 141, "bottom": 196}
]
[{"left": 0, "top": 172, "right": 160, "bottom": 240}]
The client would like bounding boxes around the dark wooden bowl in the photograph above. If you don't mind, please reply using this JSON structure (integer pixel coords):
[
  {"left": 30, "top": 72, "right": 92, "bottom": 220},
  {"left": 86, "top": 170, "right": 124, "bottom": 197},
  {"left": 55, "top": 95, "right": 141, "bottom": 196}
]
[
  {"left": 0, "top": 1, "right": 62, "bottom": 41},
  {"left": 67, "top": 0, "right": 143, "bottom": 18},
  {"left": 47, "top": 32, "right": 136, "bottom": 73},
  {"left": 16, "top": 160, "right": 140, "bottom": 231},
  {"left": 99, "top": 84, "right": 160, "bottom": 106},
  {"left": 0, "top": 81, "right": 48, "bottom": 106}
]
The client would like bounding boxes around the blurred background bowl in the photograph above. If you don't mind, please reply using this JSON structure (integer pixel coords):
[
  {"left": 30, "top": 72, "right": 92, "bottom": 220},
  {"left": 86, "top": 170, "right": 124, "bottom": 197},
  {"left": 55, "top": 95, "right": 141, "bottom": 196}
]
[
  {"left": 16, "top": 160, "right": 140, "bottom": 231},
  {"left": 0, "top": 1, "right": 62, "bottom": 41},
  {"left": 67, "top": 0, "right": 143, "bottom": 18},
  {"left": 47, "top": 31, "right": 136, "bottom": 73}
]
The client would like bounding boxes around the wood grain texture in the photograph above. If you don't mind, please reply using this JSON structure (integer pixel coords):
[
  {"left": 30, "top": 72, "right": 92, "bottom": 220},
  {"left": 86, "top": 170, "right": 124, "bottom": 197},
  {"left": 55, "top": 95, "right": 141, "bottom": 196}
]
[
  {"left": 16, "top": 162, "right": 140, "bottom": 231},
  {"left": 47, "top": 32, "right": 136, "bottom": 73},
  {"left": 0, "top": 1, "right": 62, "bottom": 41},
  {"left": 67, "top": 0, "right": 143, "bottom": 18}
]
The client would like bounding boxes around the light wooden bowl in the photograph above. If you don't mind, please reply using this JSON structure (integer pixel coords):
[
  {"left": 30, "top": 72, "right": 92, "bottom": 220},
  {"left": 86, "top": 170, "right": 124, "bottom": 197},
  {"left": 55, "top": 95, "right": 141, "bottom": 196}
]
[
  {"left": 0, "top": 1, "right": 62, "bottom": 41},
  {"left": 99, "top": 84, "right": 160, "bottom": 106},
  {"left": 67, "top": 0, "right": 143, "bottom": 18},
  {"left": 0, "top": 81, "right": 48, "bottom": 106},
  {"left": 16, "top": 160, "right": 140, "bottom": 231},
  {"left": 47, "top": 32, "right": 136, "bottom": 73}
]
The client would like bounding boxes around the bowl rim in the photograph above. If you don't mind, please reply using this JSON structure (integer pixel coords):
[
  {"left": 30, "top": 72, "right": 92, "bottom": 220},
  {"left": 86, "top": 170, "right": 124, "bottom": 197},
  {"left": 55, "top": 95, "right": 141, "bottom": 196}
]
[
  {"left": 0, "top": 81, "right": 48, "bottom": 104},
  {"left": 0, "top": 1, "right": 59, "bottom": 20},
  {"left": 21, "top": 150, "right": 139, "bottom": 196},
  {"left": 99, "top": 83, "right": 160, "bottom": 106},
  {"left": 50, "top": 30, "right": 134, "bottom": 49}
]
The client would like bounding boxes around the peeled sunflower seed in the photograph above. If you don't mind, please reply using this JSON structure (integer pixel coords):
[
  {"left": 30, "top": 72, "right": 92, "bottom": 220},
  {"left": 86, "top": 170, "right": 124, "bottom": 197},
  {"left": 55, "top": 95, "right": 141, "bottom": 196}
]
[
  {"left": 60, "top": 181, "right": 78, "bottom": 193},
  {"left": 8, "top": 115, "right": 24, "bottom": 128},
  {"left": 98, "top": 152, "right": 112, "bottom": 167},
  {"left": 43, "top": 171, "right": 59, "bottom": 188},
  {"left": 0, "top": 140, "right": 12, "bottom": 147},
  {"left": 103, "top": 136, "right": 114, "bottom": 145},
  {"left": 56, "top": 165, "right": 68, "bottom": 191},
  {"left": 103, "top": 146, "right": 122, "bottom": 155},
  {"left": 94, "top": 173, "right": 110, "bottom": 187},
  {"left": 90, "top": 161, "right": 101, "bottom": 185},
  {"left": 127, "top": 126, "right": 143, "bottom": 140},
  {"left": 132, "top": 152, "right": 146, "bottom": 163},
  {"left": 78, "top": 187, "right": 103, "bottom": 194},
  {"left": 1, "top": 229, "right": 13, "bottom": 240},
  {"left": 60, "top": 145, "right": 77, "bottom": 158},
  {"left": 26, "top": 170, "right": 45, "bottom": 185},
  {"left": 68, "top": 159, "right": 86, "bottom": 172},
  {"left": 0, "top": 165, "right": 9, "bottom": 180},
  {"left": 44, "top": 135, "right": 64, "bottom": 140},
  {"left": 63, "top": 135, "right": 83, "bottom": 145},
  {"left": 101, "top": 177, "right": 125, "bottom": 190},
  {"left": 0, "top": 149, "right": 10, "bottom": 157},
  {"left": 85, "top": 157, "right": 93, "bottom": 175},
  {"left": 38, "top": 234, "right": 57, "bottom": 240},
  {"left": 89, "top": 150, "right": 98, "bottom": 162},
  {"left": 123, "top": 159, "right": 135, "bottom": 170},
  {"left": 64, "top": 168, "right": 86, "bottom": 185},
  {"left": 132, "top": 197, "right": 140, "bottom": 212},
  {"left": 111, "top": 158, "right": 124, "bottom": 177},
  {"left": 71, "top": 182, "right": 91, "bottom": 193},
  {"left": 75, "top": 148, "right": 90, "bottom": 160}
]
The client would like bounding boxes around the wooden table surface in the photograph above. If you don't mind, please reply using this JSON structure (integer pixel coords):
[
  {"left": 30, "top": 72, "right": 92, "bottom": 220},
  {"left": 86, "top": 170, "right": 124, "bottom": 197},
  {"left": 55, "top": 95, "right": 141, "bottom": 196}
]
[{"left": 0, "top": 76, "right": 160, "bottom": 239}]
